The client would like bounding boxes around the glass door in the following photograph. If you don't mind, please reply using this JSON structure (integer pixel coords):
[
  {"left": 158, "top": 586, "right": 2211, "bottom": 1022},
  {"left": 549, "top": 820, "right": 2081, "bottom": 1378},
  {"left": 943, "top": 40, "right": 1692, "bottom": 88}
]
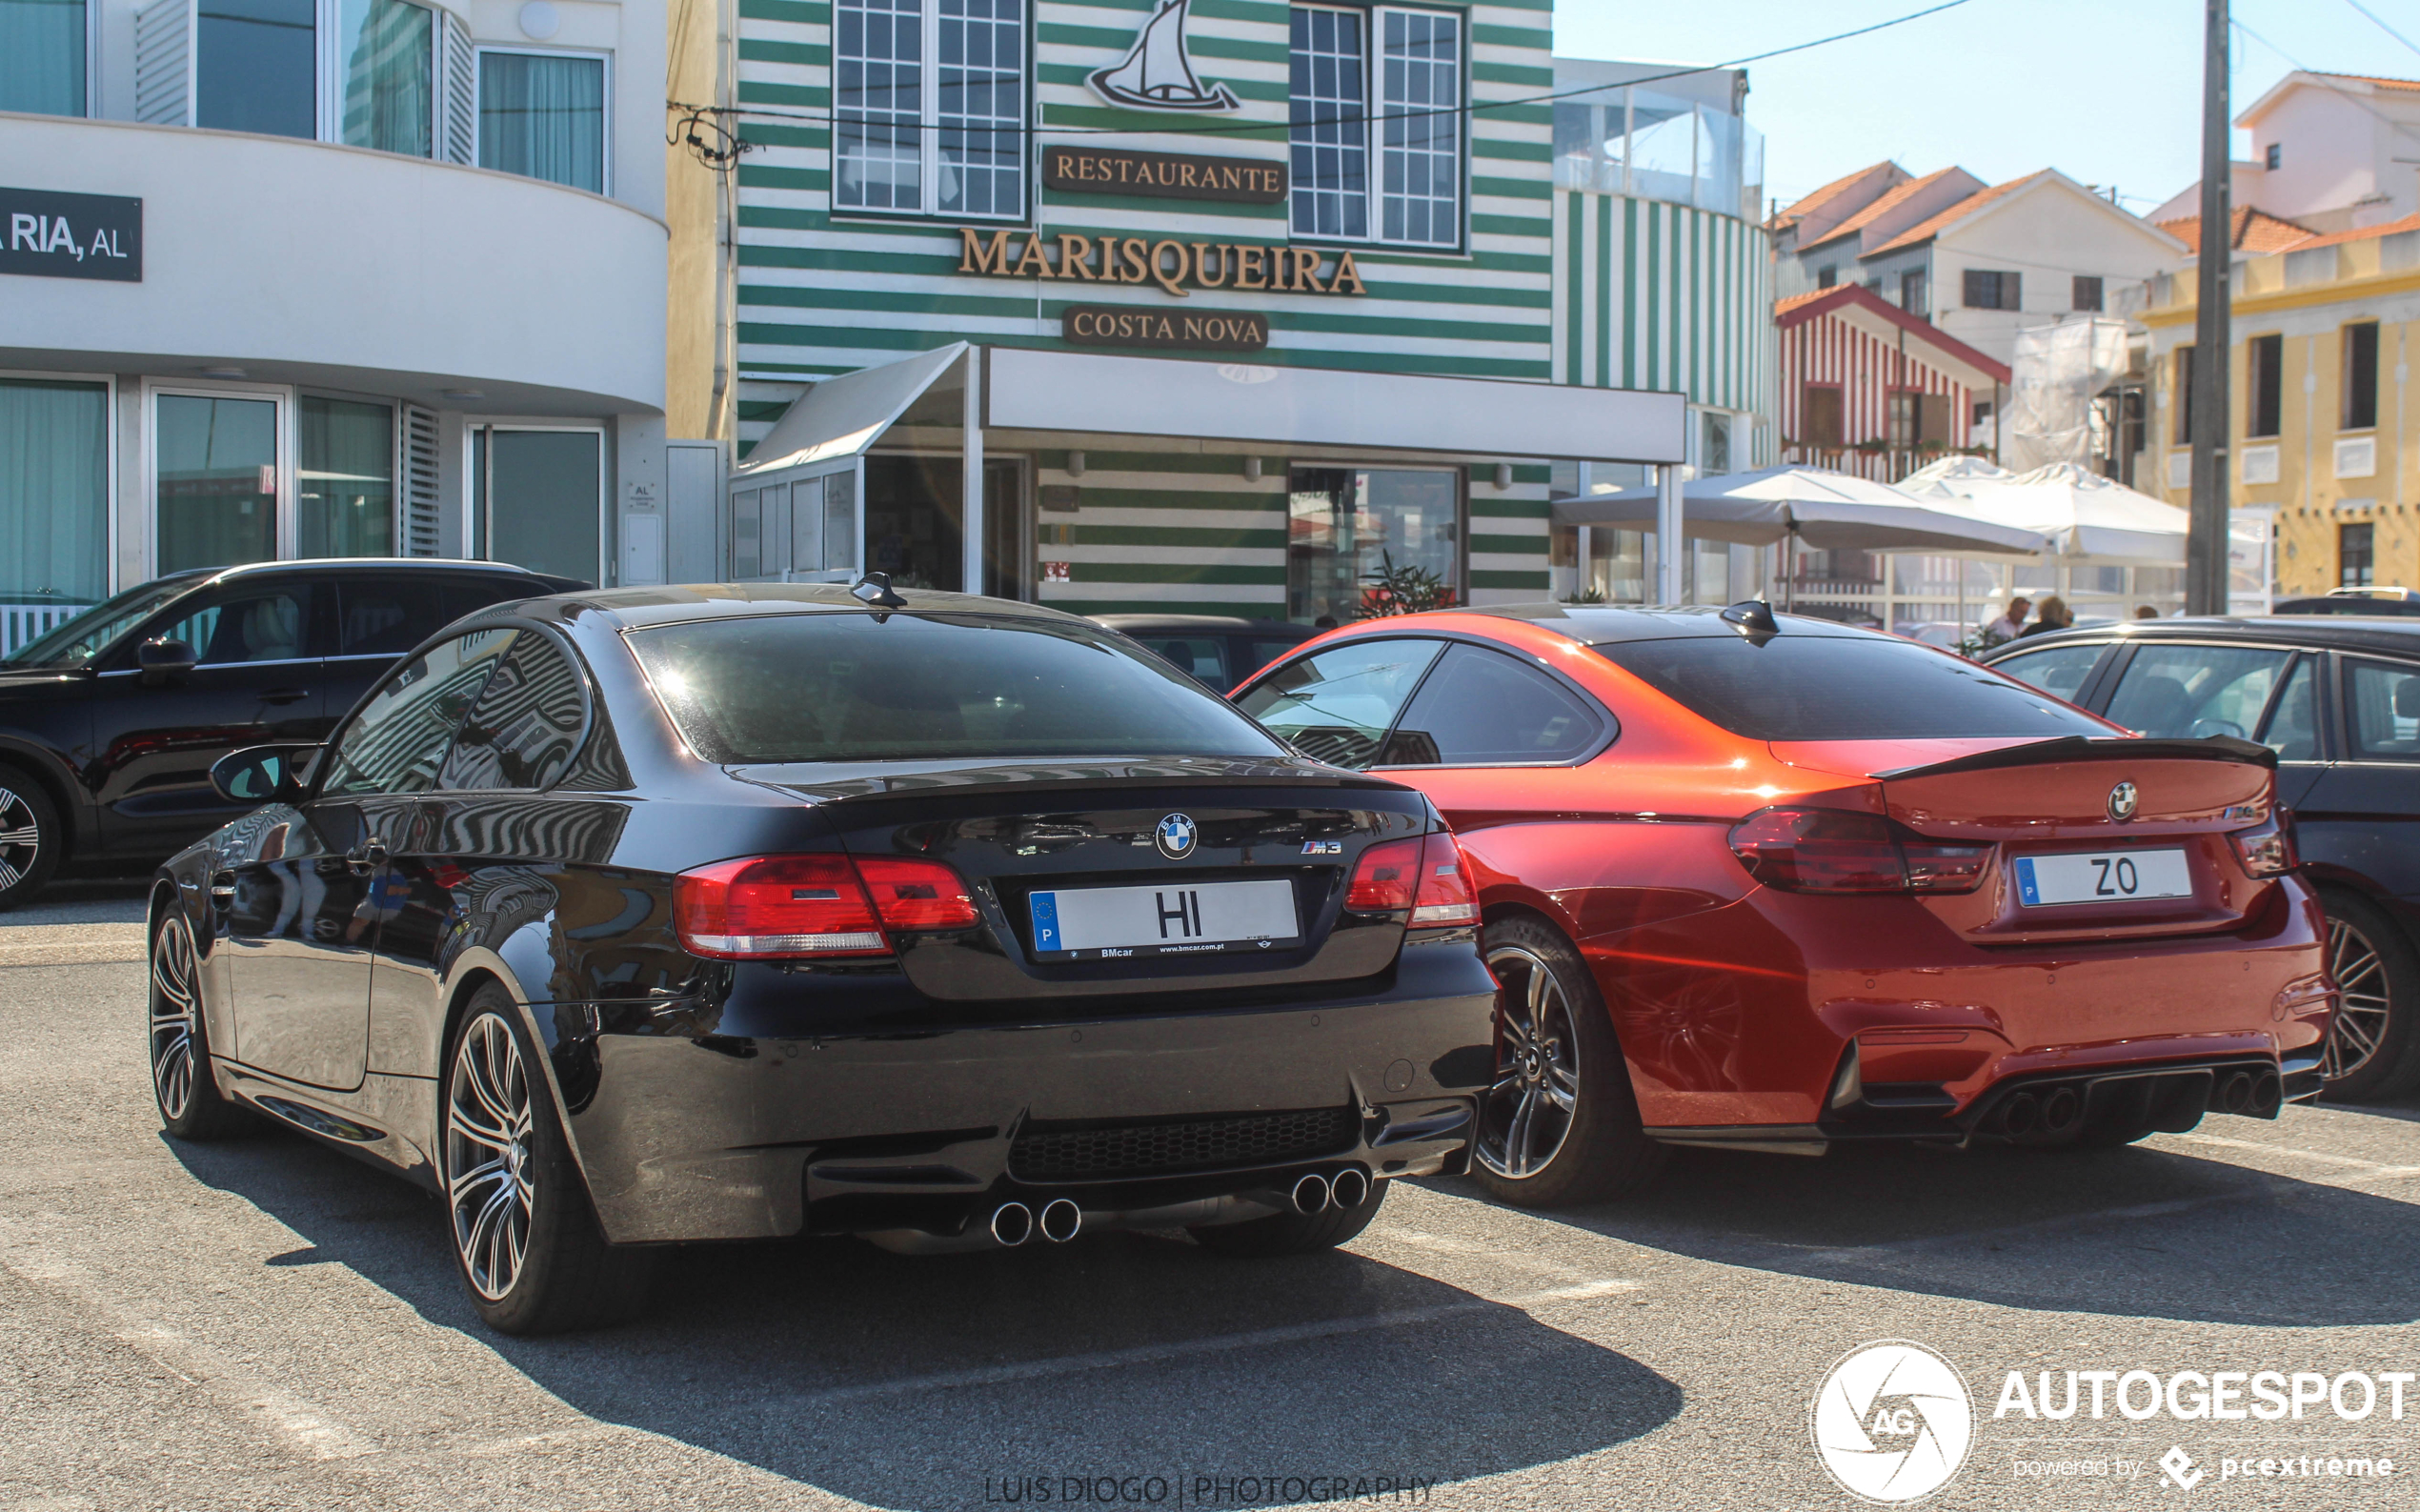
[
  {"left": 296, "top": 396, "right": 394, "bottom": 557},
  {"left": 862, "top": 455, "right": 1024, "bottom": 597},
  {"left": 471, "top": 425, "right": 602, "bottom": 586},
  {"left": 155, "top": 392, "right": 281, "bottom": 575}
]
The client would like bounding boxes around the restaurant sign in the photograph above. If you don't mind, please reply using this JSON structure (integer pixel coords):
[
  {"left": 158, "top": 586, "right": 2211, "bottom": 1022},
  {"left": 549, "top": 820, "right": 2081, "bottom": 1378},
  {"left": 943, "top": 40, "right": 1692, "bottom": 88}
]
[
  {"left": 1043, "top": 146, "right": 1284, "bottom": 204},
  {"left": 958, "top": 230, "right": 1364, "bottom": 297},
  {"left": 1064, "top": 306, "right": 1268, "bottom": 352},
  {"left": 1, "top": 187, "right": 141, "bottom": 282}
]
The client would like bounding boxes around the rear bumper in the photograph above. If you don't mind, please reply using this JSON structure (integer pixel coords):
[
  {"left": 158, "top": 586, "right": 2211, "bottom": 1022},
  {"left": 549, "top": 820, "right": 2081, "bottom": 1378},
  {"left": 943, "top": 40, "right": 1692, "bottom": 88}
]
[{"left": 554, "top": 935, "right": 1497, "bottom": 1244}]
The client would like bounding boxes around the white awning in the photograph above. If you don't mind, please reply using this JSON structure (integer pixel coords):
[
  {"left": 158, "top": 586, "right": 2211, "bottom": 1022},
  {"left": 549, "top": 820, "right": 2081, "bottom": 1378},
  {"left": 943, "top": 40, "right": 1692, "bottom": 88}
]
[
  {"left": 983, "top": 347, "right": 1686, "bottom": 464},
  {"left": 731, "top": 342, "right": 969, "bottom": 480},
  {"left": 1555, "top": 465, "right": 2049, "bottom": 554}
]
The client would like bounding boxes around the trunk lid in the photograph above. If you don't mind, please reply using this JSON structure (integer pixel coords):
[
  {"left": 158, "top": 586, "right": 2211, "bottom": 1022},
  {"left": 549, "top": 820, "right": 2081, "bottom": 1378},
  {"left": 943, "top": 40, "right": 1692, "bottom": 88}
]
[
  {"left": 733, "top": 757, "right": 1436, "bottom": 1001},
  {"left": 1770, "top": 735, "right": 2280, "bottom": 942}
]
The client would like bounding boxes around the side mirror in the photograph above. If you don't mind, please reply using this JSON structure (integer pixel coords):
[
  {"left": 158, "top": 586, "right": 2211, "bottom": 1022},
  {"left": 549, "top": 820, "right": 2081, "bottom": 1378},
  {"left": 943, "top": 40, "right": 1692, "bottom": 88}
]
[
  {"left": 210, "top": 744, "right": 314, "bottom": 805},
  {"left": 138, "top": 638, "right": 197, "bottom": 684}
]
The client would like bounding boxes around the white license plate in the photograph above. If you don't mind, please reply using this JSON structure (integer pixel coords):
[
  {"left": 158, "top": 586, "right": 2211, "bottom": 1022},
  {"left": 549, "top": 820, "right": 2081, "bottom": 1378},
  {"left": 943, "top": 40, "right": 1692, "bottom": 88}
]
[
  {"left": 1028, "top": 878, "right": 1301, "bottom": 958},
  {"left": 2013, "top": 849, "right": 2193, "bottom": 907}
]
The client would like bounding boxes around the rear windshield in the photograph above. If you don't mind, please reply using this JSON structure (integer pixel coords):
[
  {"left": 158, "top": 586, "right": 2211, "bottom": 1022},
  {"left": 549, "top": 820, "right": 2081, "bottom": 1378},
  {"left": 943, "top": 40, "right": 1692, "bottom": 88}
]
[
  {"left": 1592, "top": 634, "right": 2108, "bottom": 741},
  {"left": 630, "top": 612, "right": 1287, "bottom": 764}
]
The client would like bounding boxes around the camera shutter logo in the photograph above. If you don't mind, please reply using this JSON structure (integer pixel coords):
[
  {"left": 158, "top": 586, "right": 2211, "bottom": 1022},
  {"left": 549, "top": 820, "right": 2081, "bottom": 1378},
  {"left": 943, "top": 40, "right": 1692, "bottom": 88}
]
[
  {"left": 1810, "top": 1340, "right": 1974, "bottom": 1503},
  {"left": 1155, "top": 813, "right": 1198, "bottom": 859}
]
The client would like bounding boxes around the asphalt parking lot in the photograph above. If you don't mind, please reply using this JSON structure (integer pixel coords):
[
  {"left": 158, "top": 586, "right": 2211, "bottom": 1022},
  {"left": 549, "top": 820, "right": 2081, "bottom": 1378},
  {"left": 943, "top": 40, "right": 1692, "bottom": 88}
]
[{"left": 6, "top": 891, "right": 2418, "bottom": 1511}]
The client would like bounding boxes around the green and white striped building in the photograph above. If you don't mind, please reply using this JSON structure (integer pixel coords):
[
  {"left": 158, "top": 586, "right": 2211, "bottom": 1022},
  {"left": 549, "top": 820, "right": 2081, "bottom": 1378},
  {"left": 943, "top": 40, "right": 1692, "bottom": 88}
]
[{"left": 719, "top": 6, "right": 1753, "bottom": 616}]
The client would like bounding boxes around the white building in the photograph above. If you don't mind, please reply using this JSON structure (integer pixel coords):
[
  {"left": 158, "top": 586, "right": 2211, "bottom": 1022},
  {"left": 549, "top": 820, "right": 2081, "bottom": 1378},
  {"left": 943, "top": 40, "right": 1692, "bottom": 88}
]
[
  {"left": 0, "top": 0, "right": 681, "bottom": 649},
  {"left": 2151, "top": 71, "right": 2420, "bottom": 235},
  {"left": 1771, "top": 164, "right": 2187, "bottom": 369}
]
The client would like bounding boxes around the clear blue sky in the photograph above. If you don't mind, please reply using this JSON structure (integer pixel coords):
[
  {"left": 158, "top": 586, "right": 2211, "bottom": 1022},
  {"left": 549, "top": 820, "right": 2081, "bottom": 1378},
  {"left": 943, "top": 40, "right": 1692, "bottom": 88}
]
[{"left": 1550, "top": 0, "right": 2420, "bottom": 216}]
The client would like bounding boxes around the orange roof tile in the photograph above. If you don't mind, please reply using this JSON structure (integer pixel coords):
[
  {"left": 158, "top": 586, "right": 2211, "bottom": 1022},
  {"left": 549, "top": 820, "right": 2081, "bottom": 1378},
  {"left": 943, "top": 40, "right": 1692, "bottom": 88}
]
[
  {"left": 1799, "top": 166, "right": 1972, "bottom": 252},
  {"left": 2313, "top": 71, "right": 2420, "bottom": 91},
  {"left": 1770, "top": 161, "right": 1900, "bottom": 231},
  {"left": 1859, "top": 173, "right": 2046, "bottom": 257},
  {"left": 2155, "top": 206, "right": 2318, "bottom": 256},
  {"left": 1774, "top": 289, "right": 1836, "bottom": 315},
  {"left": 2275, "top": 210, "right": 2420, "bottom": 251}
]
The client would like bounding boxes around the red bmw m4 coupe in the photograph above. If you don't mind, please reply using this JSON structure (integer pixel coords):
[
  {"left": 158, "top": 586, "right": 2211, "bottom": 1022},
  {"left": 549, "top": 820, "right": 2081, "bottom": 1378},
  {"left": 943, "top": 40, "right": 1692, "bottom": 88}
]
[{"left": 1233, "top": 602, "right": 2335, "bottom": 1208}]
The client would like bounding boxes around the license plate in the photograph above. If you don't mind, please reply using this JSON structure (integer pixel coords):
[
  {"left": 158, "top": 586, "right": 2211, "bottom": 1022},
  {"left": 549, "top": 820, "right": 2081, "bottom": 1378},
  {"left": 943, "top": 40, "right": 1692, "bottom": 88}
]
[
  {"left": 2013, "top": 849, "right": 2193, "bottom": 907},
  {"left": 1028, "top": 878, "right": 1301, "bottom": 959}
]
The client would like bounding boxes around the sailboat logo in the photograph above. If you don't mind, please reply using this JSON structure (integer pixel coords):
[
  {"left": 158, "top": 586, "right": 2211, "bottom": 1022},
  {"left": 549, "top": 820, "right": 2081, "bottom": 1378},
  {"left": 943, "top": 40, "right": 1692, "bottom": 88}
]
[{"left": 1088, "top": 0, "right": 1240, "bottom": 112}]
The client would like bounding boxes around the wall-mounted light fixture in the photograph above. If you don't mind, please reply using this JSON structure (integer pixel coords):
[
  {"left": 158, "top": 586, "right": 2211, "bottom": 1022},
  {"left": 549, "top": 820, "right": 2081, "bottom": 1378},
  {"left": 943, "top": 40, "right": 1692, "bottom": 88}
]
[
  {"left": 1066, "top": 450, "right": 1086, "bottom": 477},
  {"left": 1493, "top": 463, "right": 1513, "bottom": 491},
  {"left": 1244, "top": 457, "right": 1263, "bottom": 482}
]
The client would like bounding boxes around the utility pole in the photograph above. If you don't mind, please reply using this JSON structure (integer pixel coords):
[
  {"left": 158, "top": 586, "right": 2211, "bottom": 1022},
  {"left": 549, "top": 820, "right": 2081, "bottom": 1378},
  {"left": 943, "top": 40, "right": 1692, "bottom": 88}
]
[{"left": 2187, "top": 0, "right": 2233, "bottom": 615}]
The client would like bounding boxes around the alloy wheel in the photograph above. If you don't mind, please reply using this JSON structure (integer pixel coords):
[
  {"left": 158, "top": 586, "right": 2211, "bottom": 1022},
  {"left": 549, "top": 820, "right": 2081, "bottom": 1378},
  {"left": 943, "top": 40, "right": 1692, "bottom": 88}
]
[
  {"left": 1478, "top": 943, "right": 1580, "bottom": 1179},
  {"left": 0, "top": 787, "right": 40, "bottom": 893},
  {"left": 2325, "top": 917, "right": 2393, "bottom": 1082},
  {"left": 446, "top": 1016, "right": 537, "bottom": 1301},
  {"left": 148, "top": 915, "right": 201, "bottom": 1120}
]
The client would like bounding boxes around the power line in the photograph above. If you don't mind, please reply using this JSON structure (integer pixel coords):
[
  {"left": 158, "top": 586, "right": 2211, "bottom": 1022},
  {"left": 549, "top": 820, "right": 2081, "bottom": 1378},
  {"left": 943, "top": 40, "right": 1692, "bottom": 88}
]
[
  {"left": 673, "top": 0, "right": 1979, "bottom": 145},
  {"left": 2341, "top": 0, "right": 2420, "bottom": 61},
  {"left": 2234, "top": 14, "right": 2420, "bottom": 139}
]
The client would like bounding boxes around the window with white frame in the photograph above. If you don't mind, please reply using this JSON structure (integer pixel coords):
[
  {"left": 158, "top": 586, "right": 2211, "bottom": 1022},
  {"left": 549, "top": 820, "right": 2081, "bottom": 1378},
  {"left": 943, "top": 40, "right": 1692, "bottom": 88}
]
[
  {"left": 835, "top": 0, "right": 1025, "bottom": 218},
  {"left": 478, "top": 47, "right": 608, "bottom": 192},
  {"left": 0, "top": 0, "right": 90, "bottom": 116},
  {"left": 1288, "top": 4, "right": 1462, "bottom": 249},
  {"left": 134, "top": 0, "right": 450, "bottom": 155}
]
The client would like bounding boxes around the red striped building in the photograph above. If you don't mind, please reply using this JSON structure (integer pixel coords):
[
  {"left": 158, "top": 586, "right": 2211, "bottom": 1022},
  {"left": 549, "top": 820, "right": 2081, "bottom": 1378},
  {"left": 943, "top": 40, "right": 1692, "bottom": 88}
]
[{"left": 1775, "top": 285, "right": 2011, "bottom": 483}]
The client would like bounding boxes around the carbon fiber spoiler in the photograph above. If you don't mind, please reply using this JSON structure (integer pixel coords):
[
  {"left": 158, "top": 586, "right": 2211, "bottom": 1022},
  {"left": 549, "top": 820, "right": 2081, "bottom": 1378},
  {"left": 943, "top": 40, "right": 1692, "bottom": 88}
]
[{"left": 1867, "top": 735, "right": 2276, "bottom": 781}]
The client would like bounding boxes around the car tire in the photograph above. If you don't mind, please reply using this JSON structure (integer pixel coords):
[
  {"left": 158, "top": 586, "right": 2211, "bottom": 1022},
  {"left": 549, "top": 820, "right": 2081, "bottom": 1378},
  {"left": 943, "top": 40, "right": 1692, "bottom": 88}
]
[
  {"left": 442, "top": 985, "right": 655, "bottom": 1334},
  {"left": 0, "top": 776, "right": 63, "bottom": 911},
  {"left": 149, "top": 906, "right": 252, "bottom": 1140},
  {"left": 1470, "top": 915, "right": 1667, "bottom": 1208},
  {"left": 2319, "top": 889, "right": 2420, "bottom": 1101},
  {"left": 1190, "top": 1177, "right": 1387, "bottom": 1257}
]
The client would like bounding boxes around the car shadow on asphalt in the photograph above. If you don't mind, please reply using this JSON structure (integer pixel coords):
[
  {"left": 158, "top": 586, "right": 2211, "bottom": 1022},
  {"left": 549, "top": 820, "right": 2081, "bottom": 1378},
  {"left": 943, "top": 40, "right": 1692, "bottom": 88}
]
[
  {"left": 166, "top": 1129, "right": 1681, "bottom": 1505},
  {"left": 1472, "top": 1121, "right": 2420, "bottom": 1328}
]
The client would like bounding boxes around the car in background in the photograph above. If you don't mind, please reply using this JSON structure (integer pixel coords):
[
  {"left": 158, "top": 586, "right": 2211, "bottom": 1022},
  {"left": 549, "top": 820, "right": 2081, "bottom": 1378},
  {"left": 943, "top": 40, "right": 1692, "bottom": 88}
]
[
  {"left": 2274, "top": 588, "right": 2420, "bottom": 617},
  {"left": 1982, "top": 615, "right": 2420, "bottom": 1099},
  {"left": 0, "top": 558, "right": 582, "bottom": 907},
  {"left": 1090, "top": 615, "right": 1320, "bottom": 694},
  {"left": 1232, "top": 603, "right": 2330, "bottom": 1208},
  {"left": 150, "top": 584, "right": 1494, "bottom": 1333}
]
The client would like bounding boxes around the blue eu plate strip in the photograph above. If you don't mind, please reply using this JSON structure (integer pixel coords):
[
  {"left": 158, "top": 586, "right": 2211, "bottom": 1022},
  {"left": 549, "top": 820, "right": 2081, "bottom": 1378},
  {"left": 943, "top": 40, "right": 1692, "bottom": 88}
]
[
  {"left": 2013, "top": 857, "right": 2040, "bottom": 907},
  {"left": 1029, "top": 891, "right": 1060, "bottom": 952}
]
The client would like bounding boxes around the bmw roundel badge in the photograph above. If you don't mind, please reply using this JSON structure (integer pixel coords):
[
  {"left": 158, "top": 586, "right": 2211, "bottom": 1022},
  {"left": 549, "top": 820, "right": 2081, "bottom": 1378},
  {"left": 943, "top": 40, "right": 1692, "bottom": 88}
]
[
  {"left": 1155, "top": 813, "right": 1198, "bottom": 859},
  {"left": 2107, "top": 781, "right": 2139, "bottom": 822}
]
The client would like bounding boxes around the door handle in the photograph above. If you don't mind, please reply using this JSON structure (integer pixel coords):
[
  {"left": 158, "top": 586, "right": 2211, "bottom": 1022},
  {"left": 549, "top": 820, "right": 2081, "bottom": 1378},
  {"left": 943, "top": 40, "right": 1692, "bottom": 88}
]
[
  {"left": 260, "top": 688, "right": 311, "bottom": 705},
  {"left": 345, "top": 837, "right": 389, "bottom": 875},
  {"left": 209, "top": 870, "right": 235, "bottom": 907}
]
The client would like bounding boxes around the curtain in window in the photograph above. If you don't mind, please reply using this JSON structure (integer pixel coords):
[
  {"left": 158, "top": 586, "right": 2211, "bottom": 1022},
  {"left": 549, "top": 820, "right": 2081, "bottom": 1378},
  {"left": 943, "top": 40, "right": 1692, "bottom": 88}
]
[
  {"left": 197, "top": 0, "right": 316, "bottom": 138},
  {"left": 340, "top": 0, "right": 433, "bottom": 156},
  {"left": 298, "top": 397, "right": 394, "bottom": 558},
  {"left": 0, "top": 380, "right": 108, "bottom": 625},
  {"left": 0, "top": 0, "right": 86, "bottom": 116},
  {"left": 156, "top": 394, "right": 279, "bottom": 575},
  {"left": 479, "top": 50, "right": 604, "bottom": 192},
  {"left": 487, "top": 431, "right": 599, "bottom": 584}
]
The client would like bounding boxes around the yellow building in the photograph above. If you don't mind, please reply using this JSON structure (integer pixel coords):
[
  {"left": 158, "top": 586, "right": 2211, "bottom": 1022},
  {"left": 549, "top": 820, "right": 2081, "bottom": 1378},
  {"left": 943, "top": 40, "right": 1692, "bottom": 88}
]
[{"left": 2134, "top": 212, "right": 2420, "bottom": 595}]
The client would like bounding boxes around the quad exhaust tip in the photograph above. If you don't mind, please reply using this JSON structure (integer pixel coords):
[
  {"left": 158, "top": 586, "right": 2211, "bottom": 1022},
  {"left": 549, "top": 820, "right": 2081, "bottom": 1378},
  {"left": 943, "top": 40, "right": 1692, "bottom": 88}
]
[
  {"left": 1329, "top": 1167, "right": 1371, "bottom": 1210},
  {"left": 2220, "top": 1071, "right": 2255, "bottom": 1115},
  {"left": 2001, "top": 1091, "right": 2041, "bottom": 1138},
  {"left": 990, "top": 1201, "right": 1034, "bottom": 1247},
  {"left": 1038, "top": 1198, "right": 1082, "bottom": 1243},
  {"left": 2040, "top": 1087, "right": 2082, "bottom": 1137},
  {"left": 1291, "top": 1173, "right": 1332, "bottom": 1215},
  {"left": 2249, "top": 1071, "right": 2284, "bottom": 1118}
]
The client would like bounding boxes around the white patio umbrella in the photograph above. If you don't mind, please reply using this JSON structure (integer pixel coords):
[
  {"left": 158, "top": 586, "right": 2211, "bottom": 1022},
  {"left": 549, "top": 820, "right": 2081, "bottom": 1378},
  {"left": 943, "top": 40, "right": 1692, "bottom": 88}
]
[
  {"left": 1553, "top": 465, "right": 2050, "bottom": 554},
  {"left": 1903, "top": 461, "right": 2189, "bottom": 565}
]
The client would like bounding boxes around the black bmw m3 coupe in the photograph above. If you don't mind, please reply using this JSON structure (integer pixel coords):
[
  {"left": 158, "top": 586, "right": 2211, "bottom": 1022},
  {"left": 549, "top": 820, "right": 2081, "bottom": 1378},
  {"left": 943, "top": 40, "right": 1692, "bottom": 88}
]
[{"left": 147, "top": 583, "right": 1496, "bottom": 1333}]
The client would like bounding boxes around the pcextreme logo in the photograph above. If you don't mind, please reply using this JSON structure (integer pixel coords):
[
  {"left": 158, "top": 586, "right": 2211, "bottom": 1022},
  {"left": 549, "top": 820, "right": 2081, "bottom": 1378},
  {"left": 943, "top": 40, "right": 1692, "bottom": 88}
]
[{"left": 1811, "top": 1341, "right": 1976, "bottom": 1503}]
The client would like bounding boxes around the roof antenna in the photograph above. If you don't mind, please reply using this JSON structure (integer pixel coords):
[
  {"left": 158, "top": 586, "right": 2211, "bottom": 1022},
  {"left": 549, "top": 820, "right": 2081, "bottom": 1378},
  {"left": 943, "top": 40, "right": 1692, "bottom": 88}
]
[
  {"left": 851, "top": 571, "right": 908, "bottom": 611},
  {"left": 1721, "top": 597, "right": 1781, "bottom": 647}
]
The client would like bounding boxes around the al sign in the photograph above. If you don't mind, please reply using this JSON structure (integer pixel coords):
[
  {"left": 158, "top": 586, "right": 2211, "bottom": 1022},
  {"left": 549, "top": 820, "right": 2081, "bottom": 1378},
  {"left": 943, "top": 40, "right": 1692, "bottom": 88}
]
[{"left": 1, "top": 187, "right": 142, "bottom": 282}]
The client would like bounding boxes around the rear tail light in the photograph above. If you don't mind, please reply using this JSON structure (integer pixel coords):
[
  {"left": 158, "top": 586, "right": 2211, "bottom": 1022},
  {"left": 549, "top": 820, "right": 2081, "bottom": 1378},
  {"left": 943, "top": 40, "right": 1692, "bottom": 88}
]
[
  {"left": 673, "top": 854, "right": 977, "bottom": 959},
  {"left": 2230, "top": 809, "right": 2298, "bottom": 877},
  {"left": 1728, "top": 806, "right": 1988, "bottom": 895},
  {"left": 1348, "top": 832, "right": 1480, "bottom": 927}
]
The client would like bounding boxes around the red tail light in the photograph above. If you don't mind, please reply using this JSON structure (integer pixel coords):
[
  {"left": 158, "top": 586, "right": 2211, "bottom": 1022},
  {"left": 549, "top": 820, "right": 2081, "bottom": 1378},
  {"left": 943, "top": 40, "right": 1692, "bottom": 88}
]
[
  {"left": 1349, "top": 833, "right": 1480, "bottom": 927},
  {"left": 673, "top": 854, "right": 978, "bottom": 959},
  {"left": 2229, "top": 809, "right": 2298, "bottom": 877},
  {"left": 1728, "top": 807, "right": 1987, "bottom": 895}
]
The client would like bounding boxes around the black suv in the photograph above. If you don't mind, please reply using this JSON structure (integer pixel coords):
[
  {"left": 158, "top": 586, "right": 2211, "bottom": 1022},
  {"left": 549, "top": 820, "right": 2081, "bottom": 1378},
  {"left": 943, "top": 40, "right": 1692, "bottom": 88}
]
[
  {"left": 1982, "top": 615, "right": 2420, "bottom": 1099},
  {"left": 0, "top": 559, "right": 581, "bottom": 906}
]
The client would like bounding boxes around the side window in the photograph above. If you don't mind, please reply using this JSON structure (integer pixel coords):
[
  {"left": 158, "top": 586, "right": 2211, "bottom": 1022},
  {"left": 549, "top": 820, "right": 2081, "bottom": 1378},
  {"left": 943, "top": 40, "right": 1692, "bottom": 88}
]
[
  {"left": 1236, "top": 637, "right": 1444, "bottom": 769},
  {"left": 337, "top": 576, "right": 539, "bottom": 657},
  {"left": 436, "top": 632, "right": 589, "bottom": 791},
  {"left": 1988, "top": 643, "right": 2107, "bottom": 704},
  {"left": 1380, "top": 644, "right": 1607, "bottom": 766},
  {"left": 2259, "top": 655, "right": 2320, "bottom": 761},
  {"left": 151, "top": 586, "right": 316, "bottom": 666},
  {"left": 1240, "top": 638, "right": 1305, "bottom": 682},
  {"left": 2102, "top": 644, "right": 2291, "bottom": 739},
  {"left": 1137, "top": 636, "right": 1230, "bottom": 689},
  {"left": 2346, "top": 659, "right": 2420, "bottom": 761},
  {"left": 322, "top": 631, "right": 519, "bottom": 796}
]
